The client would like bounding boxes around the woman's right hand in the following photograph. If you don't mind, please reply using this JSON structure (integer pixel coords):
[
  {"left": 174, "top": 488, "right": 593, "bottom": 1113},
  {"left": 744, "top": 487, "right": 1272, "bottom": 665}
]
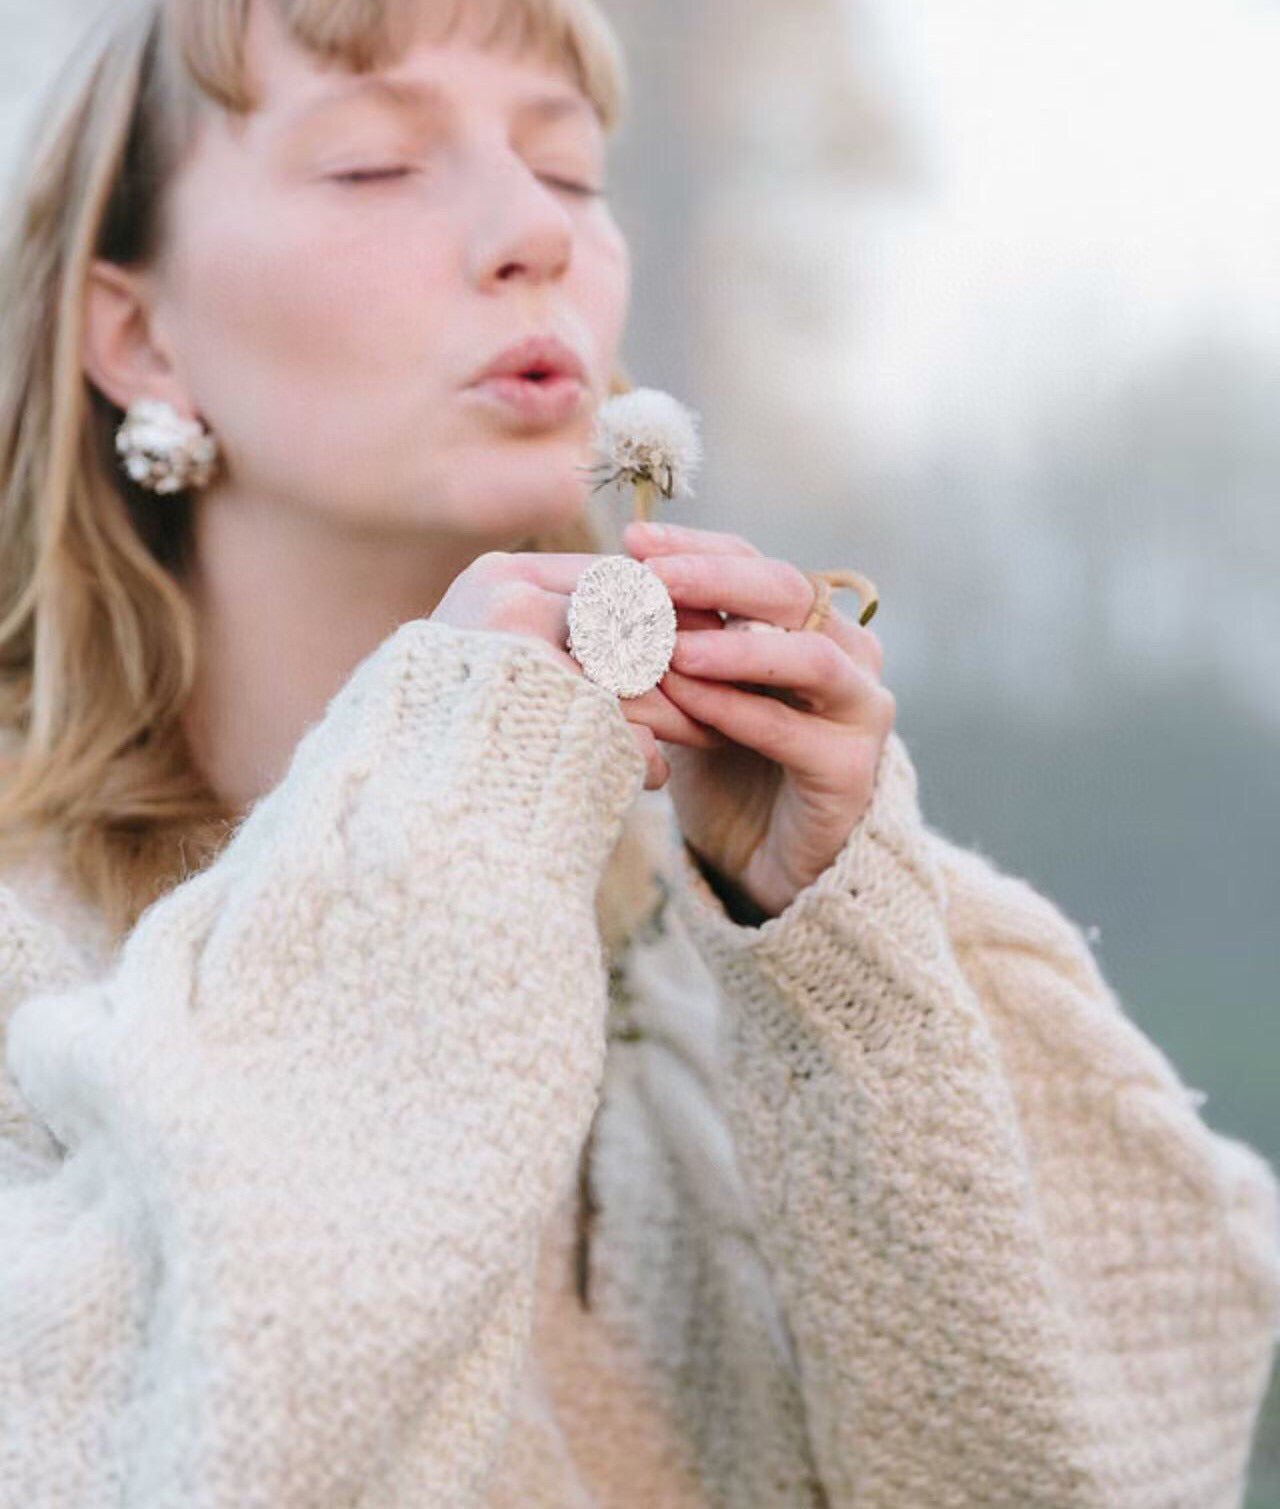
[{"left": 430, "top": 550, "right": 725, "bottom": 791}]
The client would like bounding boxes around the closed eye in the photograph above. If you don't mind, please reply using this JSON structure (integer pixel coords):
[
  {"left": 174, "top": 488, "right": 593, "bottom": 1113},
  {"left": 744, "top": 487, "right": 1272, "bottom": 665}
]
[
  {"left": 541, "top": 177, "right": 606, "bottom": 199},
  {"left": 329, "top": 167, "right": 604, "bottom": 198},
  {"left": 329, "top": 166, "right": 415, "bottom": 185}
]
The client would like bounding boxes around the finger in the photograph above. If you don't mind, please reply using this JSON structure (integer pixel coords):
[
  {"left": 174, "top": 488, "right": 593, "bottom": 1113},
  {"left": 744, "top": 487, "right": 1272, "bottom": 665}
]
[
  {"left": 489, "top": 546, "right": 739, "bottom": 596},
  {"left": 475, "top": 576, "right": 590, "bottom": 677},
  {"left": 631, "top": 723, "right": 672, "bottom": 790},
  {"left": 622, "top": 520, "right": 763, "bottom": 559},
  {"left": 644, "top": 553, "right": 818, "bottom": 630},
  {"left": 650, "top": 556, "right": 888, "bottom": 676},
  {"left": 488, "top": 550, "right": 606, "bottom": 594},
  {"left": 623, "top": 682, "right": 728, "bottom": 749},
  {"left": 797, "top": 613, "right": 885, "bottom": 680},
  {"left": 660, "top": 668, "right": 855, "bottom": 780},
  {"left": 672, "top": 628, "right": 891, "bottom": 724},
  {"left": 843, "top": 620, "right": 885, "bottom": 678},
  {"left": 493, "top": 544, "right": 881, "bottom": 671},
  {"left": 629, "top": 537, "right": 885, "bottom": 676},
  {"left": 494, "top": 549, "right": 720, "bottom": 632},
  {"left": 624, "top": 525, "right": 758, "bottom": 629},
  {"left": 482, "top": 576, "right": 726, "bottom": 745}
]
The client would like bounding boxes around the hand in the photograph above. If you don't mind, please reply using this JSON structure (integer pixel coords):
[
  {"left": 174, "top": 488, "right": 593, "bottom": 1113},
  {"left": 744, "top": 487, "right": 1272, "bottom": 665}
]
[
  {"left": 622, "top": 520, "right": 897, "bottom": 918},
  {"left": 430, "top": 549, "right": 723, "bottom": 793}
]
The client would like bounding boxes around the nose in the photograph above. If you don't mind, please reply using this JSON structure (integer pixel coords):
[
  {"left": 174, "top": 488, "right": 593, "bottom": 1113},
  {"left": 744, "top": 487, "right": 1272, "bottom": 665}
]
[{"left": 465, "top": 149, "right": 574, "bottom": 290}]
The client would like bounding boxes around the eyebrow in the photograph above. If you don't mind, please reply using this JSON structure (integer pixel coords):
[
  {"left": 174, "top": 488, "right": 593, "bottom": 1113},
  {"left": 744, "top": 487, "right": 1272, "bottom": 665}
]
[{"left": 287, "top": 76, "right": 598, "bottom": 128}]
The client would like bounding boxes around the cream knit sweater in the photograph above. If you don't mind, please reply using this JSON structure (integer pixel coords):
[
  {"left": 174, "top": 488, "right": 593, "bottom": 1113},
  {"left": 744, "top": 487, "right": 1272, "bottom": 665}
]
[{"left": 0, "top": 617, "right": 1276, "bottom": 1508}]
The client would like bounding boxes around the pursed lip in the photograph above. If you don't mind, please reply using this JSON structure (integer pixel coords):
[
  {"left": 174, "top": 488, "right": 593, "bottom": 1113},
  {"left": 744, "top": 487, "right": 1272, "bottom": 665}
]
[{"left": 467, "top": 334, "right": 588, "bottom": 388}]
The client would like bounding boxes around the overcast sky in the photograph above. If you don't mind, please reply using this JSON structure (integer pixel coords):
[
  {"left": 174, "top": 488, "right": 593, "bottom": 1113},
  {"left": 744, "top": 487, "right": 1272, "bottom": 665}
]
[{"left": 847, "top": 0, "right": 1280, "bottom": 452}]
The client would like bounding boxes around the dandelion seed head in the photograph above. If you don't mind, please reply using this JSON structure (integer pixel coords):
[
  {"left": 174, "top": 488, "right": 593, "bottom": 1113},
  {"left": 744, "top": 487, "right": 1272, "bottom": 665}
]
[{"left": 589, "top": 388, "right": 704, "bottom": 500}]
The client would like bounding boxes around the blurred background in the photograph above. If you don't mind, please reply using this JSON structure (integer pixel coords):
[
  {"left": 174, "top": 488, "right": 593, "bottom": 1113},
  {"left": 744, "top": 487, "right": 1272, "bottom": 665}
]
[
  {"left": 607, "top": 2, "right": 1280, "bottom": 1497},
  {"left": 3, "top": 0, "right": 1277, "bottom": 1499}
]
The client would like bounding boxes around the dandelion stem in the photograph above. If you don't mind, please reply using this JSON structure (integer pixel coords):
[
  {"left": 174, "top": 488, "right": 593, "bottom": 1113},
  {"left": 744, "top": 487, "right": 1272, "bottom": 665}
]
[{"left": 633, "top": 476, "right": 658, "bottom": 523}]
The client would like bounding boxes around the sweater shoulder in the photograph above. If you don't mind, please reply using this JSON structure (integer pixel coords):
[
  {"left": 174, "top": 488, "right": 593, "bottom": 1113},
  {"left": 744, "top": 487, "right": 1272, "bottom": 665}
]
[
  {"left": 924, "top": 826, "right": 1106, "bottom": 984},
  {"left": 0, "top": 848, "right": 105, "bottom": 1167},
  {"left": 0, "top": 843, "right": 115, "bottom": 994},
  {"left": 0, "top": 722, "right": 111, "bottom": 981}
]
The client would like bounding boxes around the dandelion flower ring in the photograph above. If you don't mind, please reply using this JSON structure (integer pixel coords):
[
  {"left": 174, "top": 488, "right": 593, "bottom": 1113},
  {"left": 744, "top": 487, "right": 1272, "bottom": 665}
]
[{"left": 566, "top": 555, "right": 678, "bottom": 699}]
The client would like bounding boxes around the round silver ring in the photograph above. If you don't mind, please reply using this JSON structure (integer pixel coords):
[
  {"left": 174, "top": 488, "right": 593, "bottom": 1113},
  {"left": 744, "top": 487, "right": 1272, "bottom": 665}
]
[{"left": 566, "top": 555, "right": 678, "bottom": 699}]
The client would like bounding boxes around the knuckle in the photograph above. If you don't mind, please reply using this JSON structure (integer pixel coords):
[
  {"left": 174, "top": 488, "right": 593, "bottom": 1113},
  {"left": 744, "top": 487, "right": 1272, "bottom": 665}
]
[
  {"left": 852, "top": 738, "right": 880, "bottom": 789},
  {"left": 856, "top": 626, "right": 885, "bottom": 673},
  {"left": 783, "top": 561, "right": 814, "bottom": 602},
  {"left": 816, "top": 635, "right": 847, "bottom": 678},
  {"left": 764, "top": 700, "right": 804, "bottom": 758},
  {"left": 471, "top": 549, "right": 513, "bottom": 584},
  {"left": 487, "top": 578, "right": 542, "bottom": 630}
]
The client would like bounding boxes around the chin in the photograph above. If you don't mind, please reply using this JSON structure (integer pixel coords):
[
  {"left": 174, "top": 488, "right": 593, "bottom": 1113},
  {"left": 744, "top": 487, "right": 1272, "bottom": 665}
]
[{"left": 451, "top": 463, "right": 593, "bottom": 538}]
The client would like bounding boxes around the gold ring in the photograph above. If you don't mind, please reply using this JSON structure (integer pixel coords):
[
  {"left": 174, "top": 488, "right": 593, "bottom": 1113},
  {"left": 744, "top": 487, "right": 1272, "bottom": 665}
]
[
  {"left": 801, "top": 572, "right": 834, "bottom": 632},
  {"left": 806, "top": 569, "right": 880, "bottom": 627}
]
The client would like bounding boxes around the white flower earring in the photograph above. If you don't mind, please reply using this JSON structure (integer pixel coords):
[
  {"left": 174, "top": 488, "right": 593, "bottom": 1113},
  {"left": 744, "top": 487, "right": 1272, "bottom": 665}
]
[{"left": 115, "top": 397, "right": 220, "bottom": 494}]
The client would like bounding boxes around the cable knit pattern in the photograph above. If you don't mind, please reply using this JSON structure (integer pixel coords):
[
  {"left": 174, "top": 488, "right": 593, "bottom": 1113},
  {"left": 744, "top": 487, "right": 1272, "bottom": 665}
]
[
  {"left": 0, "top": 623, "right": 1276, "bottom": 1508},
  {"left": 1, "top": 619, "right": 647, "bottom": 1508}
]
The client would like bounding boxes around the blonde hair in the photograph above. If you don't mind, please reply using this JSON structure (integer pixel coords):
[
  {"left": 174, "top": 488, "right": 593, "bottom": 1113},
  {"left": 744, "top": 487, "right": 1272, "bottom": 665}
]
[{"left": 0, "top": 0, "right": 664, "bottom": 962}]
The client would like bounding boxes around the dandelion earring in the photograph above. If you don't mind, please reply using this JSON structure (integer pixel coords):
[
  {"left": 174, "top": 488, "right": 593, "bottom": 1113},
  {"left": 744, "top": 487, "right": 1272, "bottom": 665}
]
[{"left": 115, "top": 397, "right": 220, "bottom": 494}]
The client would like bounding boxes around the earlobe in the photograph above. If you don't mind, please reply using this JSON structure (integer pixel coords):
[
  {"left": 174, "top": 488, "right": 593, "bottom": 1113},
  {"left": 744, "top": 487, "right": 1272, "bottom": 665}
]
[{"left": 81, "top": 257, "right": 186, "bottom": 416}]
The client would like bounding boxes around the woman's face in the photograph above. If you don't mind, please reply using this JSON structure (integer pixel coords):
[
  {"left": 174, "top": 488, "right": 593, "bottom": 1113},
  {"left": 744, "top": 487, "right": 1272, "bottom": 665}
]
[{"left": 146, "top": 0, "right": 630, "bottom": 542}]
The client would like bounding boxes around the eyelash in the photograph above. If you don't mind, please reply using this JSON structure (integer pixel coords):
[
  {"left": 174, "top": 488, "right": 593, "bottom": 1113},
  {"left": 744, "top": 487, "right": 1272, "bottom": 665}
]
[{"left": 330, "top": 167, "right": 604, "bottom": 198}]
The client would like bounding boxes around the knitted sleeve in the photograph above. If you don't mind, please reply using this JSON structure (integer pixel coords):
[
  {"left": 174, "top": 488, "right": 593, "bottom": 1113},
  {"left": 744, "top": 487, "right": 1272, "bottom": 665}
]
[
  {"left": 664, "top": 727, "right": 1280, "bottom": 1509},
  {"left": 0, "top": 618, "right": 645, "bottom": 1509}
]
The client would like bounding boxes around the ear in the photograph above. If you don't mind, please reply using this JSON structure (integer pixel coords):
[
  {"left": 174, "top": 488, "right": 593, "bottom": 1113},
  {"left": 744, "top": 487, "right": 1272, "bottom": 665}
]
[{"left": 82, "top": 258, "right": 192, "bottom": 418}]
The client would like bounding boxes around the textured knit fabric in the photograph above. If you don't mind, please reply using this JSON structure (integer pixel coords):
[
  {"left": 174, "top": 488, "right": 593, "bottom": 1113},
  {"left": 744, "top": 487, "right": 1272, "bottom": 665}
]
[{"left": 0, "top": 616, "right": 1276, "bottom": 1508}]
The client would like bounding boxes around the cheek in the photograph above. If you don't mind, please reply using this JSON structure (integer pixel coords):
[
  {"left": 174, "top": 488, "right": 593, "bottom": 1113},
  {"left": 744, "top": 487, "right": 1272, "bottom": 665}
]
[
  {"left": 577, "top": 216, "right": 630, "bottom": 360},
  {"left": 163, "top": 188, "right": 454, "bottom": 491},
  {"left": 185, "top": 212, "right": 434, "bottom": 375}
]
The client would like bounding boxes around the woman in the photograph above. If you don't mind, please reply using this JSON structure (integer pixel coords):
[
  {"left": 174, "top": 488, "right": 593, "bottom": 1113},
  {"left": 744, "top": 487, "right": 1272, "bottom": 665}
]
[{"left": 0, "top": 1, "right": 1275, "bottom": 1505}]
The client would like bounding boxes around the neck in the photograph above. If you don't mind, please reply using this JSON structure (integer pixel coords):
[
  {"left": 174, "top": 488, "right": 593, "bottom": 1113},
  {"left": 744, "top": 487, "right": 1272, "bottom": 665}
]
[{"left": 178, "top": 487, "right": 527, "bottom": 818}]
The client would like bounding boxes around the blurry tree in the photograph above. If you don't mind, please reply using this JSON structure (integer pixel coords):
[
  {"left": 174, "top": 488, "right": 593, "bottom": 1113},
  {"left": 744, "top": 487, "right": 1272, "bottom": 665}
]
[{"left": 605, "top": 0, "right": 913, "bottom": 551}]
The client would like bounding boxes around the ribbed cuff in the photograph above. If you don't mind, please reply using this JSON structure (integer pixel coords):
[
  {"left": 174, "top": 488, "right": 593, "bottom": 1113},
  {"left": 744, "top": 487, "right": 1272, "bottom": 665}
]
[
  {"left": 392, "top": 622, "right": 647, "bottom": 882},
  {"left": 665, "top": 730, "right": 952, "bottom": 1039},
  {"left": 301, "top": 620, "right": 646, "bottom": 904}
]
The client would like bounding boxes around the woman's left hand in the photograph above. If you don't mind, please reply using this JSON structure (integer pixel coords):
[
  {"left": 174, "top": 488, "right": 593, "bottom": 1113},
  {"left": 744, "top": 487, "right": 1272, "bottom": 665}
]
[{"left": 623, "top": 519, "right": 897, "bottom": 920}]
